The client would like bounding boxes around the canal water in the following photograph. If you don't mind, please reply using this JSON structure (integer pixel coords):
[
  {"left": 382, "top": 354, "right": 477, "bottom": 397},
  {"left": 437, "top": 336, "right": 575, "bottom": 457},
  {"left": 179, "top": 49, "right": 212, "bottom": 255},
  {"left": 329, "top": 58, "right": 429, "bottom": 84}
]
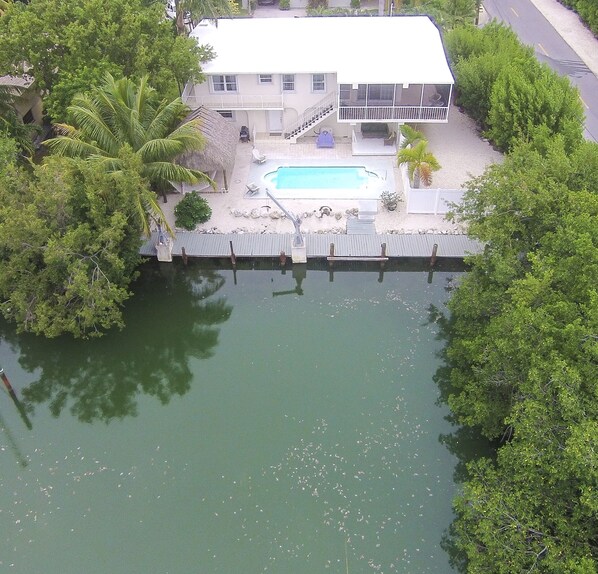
[{"left": 0, "top": 261, "right": 469, "bottom": 573}]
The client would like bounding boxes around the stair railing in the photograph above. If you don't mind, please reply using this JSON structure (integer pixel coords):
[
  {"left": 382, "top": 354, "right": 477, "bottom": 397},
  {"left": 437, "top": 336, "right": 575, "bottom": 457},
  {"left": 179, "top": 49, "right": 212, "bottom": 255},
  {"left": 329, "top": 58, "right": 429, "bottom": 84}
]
[{"left": 284, "top": 92, "right": 338, "bottom": 140}]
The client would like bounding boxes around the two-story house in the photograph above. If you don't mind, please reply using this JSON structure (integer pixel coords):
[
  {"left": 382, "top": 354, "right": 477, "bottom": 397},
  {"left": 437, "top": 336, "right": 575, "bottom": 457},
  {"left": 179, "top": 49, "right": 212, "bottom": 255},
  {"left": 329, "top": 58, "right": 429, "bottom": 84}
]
[{"left": 184, "top": 15, "right": 454, "bottom": 153}]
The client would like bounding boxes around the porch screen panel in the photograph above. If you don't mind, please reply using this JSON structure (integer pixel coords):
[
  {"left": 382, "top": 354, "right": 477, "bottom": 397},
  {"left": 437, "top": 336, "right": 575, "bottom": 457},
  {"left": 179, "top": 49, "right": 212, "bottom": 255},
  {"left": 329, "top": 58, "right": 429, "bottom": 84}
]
[
  {"left": 339, "top": 84, "right": 351, "bottom": 106},
  {"left": 367, "top": 84, "right": 394, "bottom": 104}
]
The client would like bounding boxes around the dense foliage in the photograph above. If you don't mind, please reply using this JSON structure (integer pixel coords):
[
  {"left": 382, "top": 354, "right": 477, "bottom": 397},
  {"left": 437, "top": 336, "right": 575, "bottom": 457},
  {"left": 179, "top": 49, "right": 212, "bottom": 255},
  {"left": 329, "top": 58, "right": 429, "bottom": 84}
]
[
  {"left": 445, "top": 23, "right": 584, "bottom": 151},
  {"left": 174, "top": 191, "right": 212, "bottom": 230},
  {"left": 0, "top": 148, "right": 149, "bottom": 338},
  {"left": 442, "top": 133, "right": 598, "bottom": 572},
  {"left": 45, "top": 74, "right": 212, "bottom": 235},
  {"left": 0, "top": 84, "right": 40, "bottom": 158},
  {"left": 558, "top": 0, "right": 598, "bottom": 36},
  {"left": 396, "top": 0, "right": 479, "bottom": 30},
  {"left": 0, "top": 0, "right": 211, "bottom": 121}
]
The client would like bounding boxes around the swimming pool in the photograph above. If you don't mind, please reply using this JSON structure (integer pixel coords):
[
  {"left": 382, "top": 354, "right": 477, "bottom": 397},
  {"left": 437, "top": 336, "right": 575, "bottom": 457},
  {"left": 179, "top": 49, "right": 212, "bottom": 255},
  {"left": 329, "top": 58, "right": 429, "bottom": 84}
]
[{"left": 264, "top": 166, "right": 380, "bottom": 191}]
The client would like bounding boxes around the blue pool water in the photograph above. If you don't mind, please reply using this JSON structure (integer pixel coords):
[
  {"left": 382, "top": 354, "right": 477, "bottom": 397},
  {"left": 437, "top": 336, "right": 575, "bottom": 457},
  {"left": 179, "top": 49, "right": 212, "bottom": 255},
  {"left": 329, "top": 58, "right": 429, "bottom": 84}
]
[{"left": 264, "top": 166, "right": 379, "bottom": 190}]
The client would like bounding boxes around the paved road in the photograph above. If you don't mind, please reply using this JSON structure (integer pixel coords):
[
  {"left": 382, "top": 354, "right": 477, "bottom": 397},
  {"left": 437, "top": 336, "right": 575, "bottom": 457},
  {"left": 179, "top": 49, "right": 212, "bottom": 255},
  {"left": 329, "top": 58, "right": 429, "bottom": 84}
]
[{"left": 484, "top": 0, "right": 598, "bottom": 141}]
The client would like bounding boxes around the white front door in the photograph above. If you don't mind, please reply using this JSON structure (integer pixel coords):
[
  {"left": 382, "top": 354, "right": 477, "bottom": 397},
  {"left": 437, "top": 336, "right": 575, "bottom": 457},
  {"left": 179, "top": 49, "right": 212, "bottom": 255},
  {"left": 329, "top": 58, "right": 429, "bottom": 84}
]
[{"left": 267, "top": 110, "right": 283, "bottom": 135}]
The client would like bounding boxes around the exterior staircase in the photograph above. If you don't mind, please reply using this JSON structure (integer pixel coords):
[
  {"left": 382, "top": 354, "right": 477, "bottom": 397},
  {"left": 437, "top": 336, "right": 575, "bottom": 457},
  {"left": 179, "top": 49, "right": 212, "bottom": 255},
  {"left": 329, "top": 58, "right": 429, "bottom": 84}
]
[{"left": 284, "top": 93, "right": 337, "bottom": 141}]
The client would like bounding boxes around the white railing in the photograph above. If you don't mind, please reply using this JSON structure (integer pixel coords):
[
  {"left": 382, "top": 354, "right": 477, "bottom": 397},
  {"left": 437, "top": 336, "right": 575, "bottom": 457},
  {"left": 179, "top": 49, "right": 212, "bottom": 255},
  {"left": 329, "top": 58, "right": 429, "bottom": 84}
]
[
  {"left": 181, "top": 82, "right": 193, "bottom": 103},
  {"left": 284, "top": 92, "right": 338, "bottom": 139},
  {"left": 400, "top": 163, "right": 464, "bottom": 215},
  {"left": 339, "top": 105, "right": 449, "bottom": 122},
  {"left": 182, "top": 93, "right": 284, "bottom": 110}
]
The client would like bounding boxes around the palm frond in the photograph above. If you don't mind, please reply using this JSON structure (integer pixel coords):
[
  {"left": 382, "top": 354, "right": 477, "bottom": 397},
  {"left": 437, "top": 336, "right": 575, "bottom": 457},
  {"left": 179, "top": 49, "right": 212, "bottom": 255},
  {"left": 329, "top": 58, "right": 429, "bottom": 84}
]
[
  {"left": 146, "top": 98, "right": 189, "bottom": 141},
  {"left": 138, "top": 138, "right": 187, "bottom": 163},
  {"left": 144, "top": 161, "right": 212, "bottom": 186},
  {"left": 67, "top": 100, "right": 121, "bottom": 155},
  {"left": 87, "top": 155, "right": 124, "bottom": 173},
  {"left": 168, "top": 120, "right": 206, "bottom": 153},
  {"left": 418, "top": 164, "right": 434, "bottom": 187},
  {"left": 399, "top": 124, "right": 425, "bottom": 148},
  {"left": 45, "top": 135, "right": 105, "bottom": 158}
]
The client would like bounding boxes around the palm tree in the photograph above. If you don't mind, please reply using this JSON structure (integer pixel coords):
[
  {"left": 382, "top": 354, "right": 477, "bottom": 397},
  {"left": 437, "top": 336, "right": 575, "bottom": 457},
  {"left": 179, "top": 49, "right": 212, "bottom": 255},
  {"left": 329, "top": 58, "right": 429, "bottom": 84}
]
[
  {"left": 396, "top": 139, "right": 441, "bottom": 188},
  {"left": 399, "top": 124, "right": 425, "bottom": 149},
  {"left": 45, "top": 74, "right": 212, "bottom": 235},
  {"left": 174, "top": 0, "right": 233, "bottom": 35}
]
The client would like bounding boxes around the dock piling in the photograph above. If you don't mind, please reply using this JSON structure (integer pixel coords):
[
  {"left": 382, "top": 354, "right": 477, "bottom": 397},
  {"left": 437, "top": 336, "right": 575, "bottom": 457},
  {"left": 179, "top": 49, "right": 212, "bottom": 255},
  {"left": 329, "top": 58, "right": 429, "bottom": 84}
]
[
  {"left": 229, "top": 241, "right": 237, "bottom": 269},
  {"left": 430, "top": 243, "right": 438, "bottom": 268}
]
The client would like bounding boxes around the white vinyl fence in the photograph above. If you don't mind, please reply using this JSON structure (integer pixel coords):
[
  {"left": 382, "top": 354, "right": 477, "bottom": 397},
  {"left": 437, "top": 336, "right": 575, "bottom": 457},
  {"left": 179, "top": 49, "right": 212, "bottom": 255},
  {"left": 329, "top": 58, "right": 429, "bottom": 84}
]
[{"left": 399, "top": 163, "right": 464, "bottom": 215}]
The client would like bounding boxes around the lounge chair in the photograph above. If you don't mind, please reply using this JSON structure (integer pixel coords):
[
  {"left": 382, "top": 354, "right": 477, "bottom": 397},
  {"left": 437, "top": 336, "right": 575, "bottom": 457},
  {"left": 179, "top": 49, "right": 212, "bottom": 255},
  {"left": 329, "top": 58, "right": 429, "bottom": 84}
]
[
  {"left": 316, "top": 129, "right": 334, "bottom": 148},
  {"left": 246, "top": 183, "right": 260, "bottom": 196},
  {"left": 252, "top": 148, "right": 266, "bottom": 164}
]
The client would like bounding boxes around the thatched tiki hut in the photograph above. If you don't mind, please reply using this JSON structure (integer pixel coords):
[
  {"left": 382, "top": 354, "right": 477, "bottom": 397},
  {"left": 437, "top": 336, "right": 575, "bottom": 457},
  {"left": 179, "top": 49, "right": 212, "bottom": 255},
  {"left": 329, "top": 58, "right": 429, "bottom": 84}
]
[{"left": 176, "top": 106, "right": 238, "bottom": 192}]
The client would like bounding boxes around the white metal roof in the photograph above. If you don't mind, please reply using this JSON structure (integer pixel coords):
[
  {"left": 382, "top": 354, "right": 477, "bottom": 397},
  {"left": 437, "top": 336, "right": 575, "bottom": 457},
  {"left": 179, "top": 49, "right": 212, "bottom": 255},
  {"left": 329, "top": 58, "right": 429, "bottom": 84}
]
[{"left": 190, "top": 16, "right": 454, "bottom": 85}]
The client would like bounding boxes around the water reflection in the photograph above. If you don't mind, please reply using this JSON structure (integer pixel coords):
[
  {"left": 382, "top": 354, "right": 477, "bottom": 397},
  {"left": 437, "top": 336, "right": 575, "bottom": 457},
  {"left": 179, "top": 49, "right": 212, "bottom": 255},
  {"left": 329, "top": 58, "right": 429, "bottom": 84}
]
[
  {"left": 0, "top": 263, "right": 232, "bottom": 423},
  {"left": 272, "top": 266, "right": 306, "bottom": 297},
  {"left": 0, "top": 265, "right": 474, "bottom": 573},
  {"left": 427, "top": 297, "right": 497, "bottom": 574}
]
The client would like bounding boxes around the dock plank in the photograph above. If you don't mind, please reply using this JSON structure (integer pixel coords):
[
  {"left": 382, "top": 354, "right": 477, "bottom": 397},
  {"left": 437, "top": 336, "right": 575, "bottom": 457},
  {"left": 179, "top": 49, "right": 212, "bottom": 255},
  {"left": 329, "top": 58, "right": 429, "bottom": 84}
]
[{"left": 140, "top": 232, "right": 483, "bottom": 259}]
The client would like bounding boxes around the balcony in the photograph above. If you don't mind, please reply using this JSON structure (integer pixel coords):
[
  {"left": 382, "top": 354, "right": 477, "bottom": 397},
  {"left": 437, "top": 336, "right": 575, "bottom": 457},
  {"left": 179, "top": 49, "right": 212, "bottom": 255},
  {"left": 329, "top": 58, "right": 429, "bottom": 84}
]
[
  {"left": 338, "top": 104, "right": 449, "bottom": 123},
  {"left": 337, "top": 83, "right": 452, "bottom": 124},
  {"left": 182, "top": 92, "right": 284, "bottom": 111}
]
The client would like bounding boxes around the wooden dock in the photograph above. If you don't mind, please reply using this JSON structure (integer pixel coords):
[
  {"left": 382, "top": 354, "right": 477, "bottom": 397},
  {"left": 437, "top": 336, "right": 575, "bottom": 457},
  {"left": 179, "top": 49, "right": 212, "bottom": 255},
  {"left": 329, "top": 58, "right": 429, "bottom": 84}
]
[{"left": 140, "top": 231, "right": 483, "bottom": 259}]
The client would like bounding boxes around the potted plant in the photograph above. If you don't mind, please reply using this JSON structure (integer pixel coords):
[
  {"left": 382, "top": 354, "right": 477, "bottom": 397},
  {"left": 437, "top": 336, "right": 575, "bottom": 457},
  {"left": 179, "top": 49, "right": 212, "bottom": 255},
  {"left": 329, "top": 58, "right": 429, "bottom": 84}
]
[{"left": 380, "top": 191, "right": 401, "bottom": 211}]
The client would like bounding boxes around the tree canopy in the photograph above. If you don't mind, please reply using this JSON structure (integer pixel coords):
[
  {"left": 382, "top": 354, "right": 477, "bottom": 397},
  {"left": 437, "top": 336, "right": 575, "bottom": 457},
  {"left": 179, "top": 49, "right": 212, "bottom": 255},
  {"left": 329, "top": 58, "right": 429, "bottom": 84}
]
[
  {"left": 0, "top": 0, "right": 211, "bottom": 121},
  {"left": 442, "top": 133, "right": 598, "bottom": 571},
  {"left": 0, "top": 151, "right": 148, "bottom": 338},
  {"left": 445, "top": 23, "right": 584, "bottom": 151}
]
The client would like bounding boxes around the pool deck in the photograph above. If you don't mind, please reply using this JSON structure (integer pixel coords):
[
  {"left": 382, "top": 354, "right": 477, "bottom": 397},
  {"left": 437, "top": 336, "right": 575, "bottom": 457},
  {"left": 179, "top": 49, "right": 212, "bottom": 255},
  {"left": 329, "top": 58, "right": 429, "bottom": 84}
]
[{"left": 152, "top": 106, "right": 502, "bottom": 261}]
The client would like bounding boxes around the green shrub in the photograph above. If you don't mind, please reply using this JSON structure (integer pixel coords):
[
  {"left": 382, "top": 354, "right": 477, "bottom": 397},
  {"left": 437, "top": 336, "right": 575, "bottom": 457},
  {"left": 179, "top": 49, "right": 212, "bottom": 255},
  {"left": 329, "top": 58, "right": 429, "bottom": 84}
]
[
  {"left": 174, "top": 192, "right": 212, "bottom": 230},
  {"left": 487, "top": 62, "right": 584, "bottom": 152},
  {"left": 279, "top": 0, "right": 290, "bottom": 9},
  {"left": 350, "top": 0, "right": 360, "bottom": 8}
]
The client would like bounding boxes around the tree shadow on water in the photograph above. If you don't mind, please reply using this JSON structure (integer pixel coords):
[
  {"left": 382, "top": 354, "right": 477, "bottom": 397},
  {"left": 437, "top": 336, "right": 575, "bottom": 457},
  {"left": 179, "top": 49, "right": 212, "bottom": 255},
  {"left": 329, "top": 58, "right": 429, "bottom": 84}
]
[
  {"left": 0, "top": 262, "right": 233, "bottom": 424},
  {"left": 424, "top": 296, "right": 496, "bottom": 574}
]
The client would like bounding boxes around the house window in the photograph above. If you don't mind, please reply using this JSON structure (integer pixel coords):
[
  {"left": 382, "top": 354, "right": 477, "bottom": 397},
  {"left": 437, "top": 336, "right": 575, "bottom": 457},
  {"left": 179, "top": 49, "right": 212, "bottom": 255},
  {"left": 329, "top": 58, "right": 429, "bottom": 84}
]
[
  {"left": 282, "top": 74, "right": 295, "bottom": 92},
  {"left": 217, "top": 110, "right": 234, "bottom": 119},
  {"left": 212, "top": 75, "right": 237, "bottom": 92},
  {"left": 312, "top": 74, "right": 326, "bottom": 92},
  {"left": 258, "top": 74, "right": 272, "bottom": 84}
]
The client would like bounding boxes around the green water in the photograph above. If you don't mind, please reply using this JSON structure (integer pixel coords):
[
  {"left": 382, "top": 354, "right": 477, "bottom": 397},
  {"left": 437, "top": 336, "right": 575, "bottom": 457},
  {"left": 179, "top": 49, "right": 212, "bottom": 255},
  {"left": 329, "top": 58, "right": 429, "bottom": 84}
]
[{"left": 0, "top": 262, "right": 468, "bottom": 573}]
